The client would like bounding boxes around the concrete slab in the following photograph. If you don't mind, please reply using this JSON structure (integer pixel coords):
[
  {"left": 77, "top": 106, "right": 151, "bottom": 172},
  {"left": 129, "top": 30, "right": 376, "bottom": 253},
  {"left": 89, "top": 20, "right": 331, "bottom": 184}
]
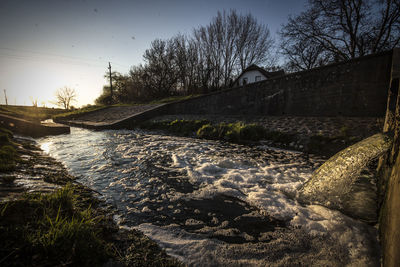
[{"left": 0, "top": 114, "right": 70, "bottom": 137}]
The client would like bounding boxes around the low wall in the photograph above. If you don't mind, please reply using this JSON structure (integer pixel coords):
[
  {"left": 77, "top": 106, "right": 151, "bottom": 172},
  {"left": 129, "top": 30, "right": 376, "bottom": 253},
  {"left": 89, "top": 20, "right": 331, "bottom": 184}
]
[
  {"left": 165, "top": 50, "right": 396, "bottom": 117},
  {"left": 0, "top": 114, "right": 70, "bottom": 137}
]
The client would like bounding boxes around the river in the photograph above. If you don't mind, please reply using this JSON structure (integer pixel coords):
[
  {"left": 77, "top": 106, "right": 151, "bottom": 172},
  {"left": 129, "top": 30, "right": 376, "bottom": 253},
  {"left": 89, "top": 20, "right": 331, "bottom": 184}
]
[{"left": 37, "top": 127, "right": 380, "bottom": 266}]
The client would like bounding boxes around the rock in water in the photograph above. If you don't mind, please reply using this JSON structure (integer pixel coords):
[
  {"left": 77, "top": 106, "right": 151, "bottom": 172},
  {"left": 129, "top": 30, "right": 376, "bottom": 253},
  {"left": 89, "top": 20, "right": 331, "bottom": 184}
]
[{"left": 299, "top": 133, "right": 392, "bottom": 209}]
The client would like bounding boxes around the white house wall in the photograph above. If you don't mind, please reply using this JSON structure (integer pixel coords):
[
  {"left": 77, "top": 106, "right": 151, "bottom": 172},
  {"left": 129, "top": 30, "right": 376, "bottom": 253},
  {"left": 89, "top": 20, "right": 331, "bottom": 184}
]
[{"left": 239, "top": 70, "right": 267, "bottom": 85}]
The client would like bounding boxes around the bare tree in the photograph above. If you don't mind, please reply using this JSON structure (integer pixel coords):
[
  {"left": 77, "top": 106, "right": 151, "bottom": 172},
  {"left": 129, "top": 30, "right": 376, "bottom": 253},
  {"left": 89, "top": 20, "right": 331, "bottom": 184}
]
[
  {"left": 55, "top": 87, "right": 76, "bottom": 110},
  {"left": 280, "top": 0, "right": 400, "bottom": 70},
  {"left": 235, "top": 11, "right": 275, "bottom": 72},
  {"left": 95, "top": 9, "right": 276, "bottom": 102},
  {"left": 143, "top": 38, "right": 179, "bottom": 97},
  {"left": 280, "top": 37, "right": 330, "bottom": 71},
  {"left": 193, "top": 9, "right": 275, "bottom": 90},
  {"left": 30, "top": 96, "right": 38, "bottom": 107}
]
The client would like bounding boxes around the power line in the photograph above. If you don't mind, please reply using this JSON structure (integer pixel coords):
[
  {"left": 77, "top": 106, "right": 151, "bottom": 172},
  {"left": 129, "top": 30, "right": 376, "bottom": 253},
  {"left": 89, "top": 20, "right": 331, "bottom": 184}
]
[
  {"left": 0, "top": 47, "right": 105, "bottom": 64},
  {"left": 0, "top": 47, "right": 130, "bottom": 69},
  {"left": 0, "top": 52, "right": 105, "bottom": 68}
]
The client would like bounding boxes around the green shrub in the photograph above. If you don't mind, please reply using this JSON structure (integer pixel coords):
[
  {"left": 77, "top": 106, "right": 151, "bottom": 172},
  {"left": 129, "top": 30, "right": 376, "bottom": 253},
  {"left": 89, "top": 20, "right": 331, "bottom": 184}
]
[
  {"left": 140, "top": 119, "right": 209, "bottom": 136},
  {"left": 197, "top": 124, "right": 218, "bottom": 139},
  {"left": 264, "top": 131, "right": 296, "bottom": 144},
  {"left": 143, "top": 119, "right": 270, "bottom": 143},
  {"left": 167, "top": 119, "right": 209, "bottom": 135},
  {"left": 239, "top": 124, "right": 266, "bottom": 141},
  {"left": 197, "top": 122, "right": 266, "bottom": 143}
]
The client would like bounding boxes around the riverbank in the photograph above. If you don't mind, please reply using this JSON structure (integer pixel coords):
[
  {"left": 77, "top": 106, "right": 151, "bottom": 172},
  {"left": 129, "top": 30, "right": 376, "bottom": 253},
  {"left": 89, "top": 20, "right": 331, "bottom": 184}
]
[
  {"left": 36, "top": 126, "right": 381, "bottom": 266},
  {"left": 0, "top": 130, "right": 183, "bottom": 266},
  {"left": 51, "top": 104, "right": 383, "bottom": 157},
  {"left": 140, "top": 115, "right": 383, "bottom": 157}
]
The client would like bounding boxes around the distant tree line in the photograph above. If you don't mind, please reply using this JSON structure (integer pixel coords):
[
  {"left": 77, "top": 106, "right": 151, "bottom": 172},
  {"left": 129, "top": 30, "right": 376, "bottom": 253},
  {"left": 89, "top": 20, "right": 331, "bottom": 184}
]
[
  {"left": 96, "top": 10, "right": 275, "bottom": 104},
  {"left": 96, "top": 0, "right": 400, "bottom": 104}
]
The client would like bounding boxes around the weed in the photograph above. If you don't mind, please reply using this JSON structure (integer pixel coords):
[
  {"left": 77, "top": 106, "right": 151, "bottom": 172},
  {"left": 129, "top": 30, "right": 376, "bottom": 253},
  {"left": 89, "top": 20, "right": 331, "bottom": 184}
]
[
  {"left": 197, "top": 124, "right": 218, "bottom": 139},
  {"left": 0, "top": 145, "right": 18, "bottom": 172},
  {"left": 0, "top": 175, "right": 16, "bottom": 184},
  {"left": 0, "top": 185, "right": 110, "bottom": 266},
  {"left": 148, "top": 94, "right": 200, "bottom": 104},
  {"left": 140, "top": 119, "right": 209, "bottom": 137},
  {"left": 264, "top": 131, "right": 296, "bottom": 144},
  {"left": 240, "top": 124, "right": 266, "bottom": 141},
  {"left": 53, "top": 105, "right": 106, "bottom": 120},
  {"left": 141, "top": 119, "right": 299, "bottom": 145}
]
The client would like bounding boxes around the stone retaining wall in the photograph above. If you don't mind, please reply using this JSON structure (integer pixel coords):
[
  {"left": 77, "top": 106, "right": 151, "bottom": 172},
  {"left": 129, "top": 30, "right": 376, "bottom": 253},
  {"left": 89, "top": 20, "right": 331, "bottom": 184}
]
[{"left": 164, "top": 50, "right": 396, "bottom": 117}]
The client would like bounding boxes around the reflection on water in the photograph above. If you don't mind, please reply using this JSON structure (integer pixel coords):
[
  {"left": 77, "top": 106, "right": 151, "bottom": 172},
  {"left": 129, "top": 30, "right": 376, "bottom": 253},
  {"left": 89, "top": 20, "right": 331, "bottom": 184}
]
[
  {"left": 37, "top": 127, "right": 380, "bottom": 266},
  {"left": 40, "top": 141, "right": 52, "bottom": 154}
]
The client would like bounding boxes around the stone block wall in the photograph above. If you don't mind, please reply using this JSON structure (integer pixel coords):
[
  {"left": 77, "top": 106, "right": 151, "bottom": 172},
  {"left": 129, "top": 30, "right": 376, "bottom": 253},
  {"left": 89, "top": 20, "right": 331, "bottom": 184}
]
[{"left": 166, "top": 50, "right": 396, "bottom": 117}]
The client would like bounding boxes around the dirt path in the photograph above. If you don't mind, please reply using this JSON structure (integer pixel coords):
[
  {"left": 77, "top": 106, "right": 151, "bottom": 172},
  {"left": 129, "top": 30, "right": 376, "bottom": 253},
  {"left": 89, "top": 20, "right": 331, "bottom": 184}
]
[{"left": 71, "top": 105, "right": 161, "bottom": 123}]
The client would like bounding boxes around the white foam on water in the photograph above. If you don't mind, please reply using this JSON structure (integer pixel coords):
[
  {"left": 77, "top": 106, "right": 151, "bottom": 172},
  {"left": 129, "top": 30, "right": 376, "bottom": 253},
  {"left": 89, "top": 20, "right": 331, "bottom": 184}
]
[
  {"left": 165, "top": 145, "right": 379, "bottom": 264},
  {"left": 135, "top": 221, "right": 377, "bottom": 267},
  {"left": 37, "top": 128, "right": 380, "bottom": 266}
]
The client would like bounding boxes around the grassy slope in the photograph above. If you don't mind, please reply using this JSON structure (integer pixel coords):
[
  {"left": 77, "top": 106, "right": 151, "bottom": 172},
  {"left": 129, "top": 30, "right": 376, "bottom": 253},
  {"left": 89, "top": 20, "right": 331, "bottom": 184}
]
[
  {"left": 0, "top": 105, "right": 66, "bottom": 123},
  {"left": 53, "top": 95, "right": 201, "bottom": 121},
  {"left": 52, "top": 105, "right": 107, "bottom": 120}
]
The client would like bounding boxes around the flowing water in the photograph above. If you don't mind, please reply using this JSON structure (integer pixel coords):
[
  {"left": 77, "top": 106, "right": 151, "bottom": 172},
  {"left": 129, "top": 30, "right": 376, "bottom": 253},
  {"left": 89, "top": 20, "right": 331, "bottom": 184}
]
[{"left": 37, "top": 127, "right": 380, "bottom": 266}]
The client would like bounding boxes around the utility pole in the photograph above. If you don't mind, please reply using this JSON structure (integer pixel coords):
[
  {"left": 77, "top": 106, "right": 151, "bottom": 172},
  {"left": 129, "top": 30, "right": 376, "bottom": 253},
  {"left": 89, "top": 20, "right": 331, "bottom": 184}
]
[
  {"left": 108, "top": 62, "right": 113, "bottom": 105},
  {"left": 3, "top": 89, "right": 8, "bottom": 106}
]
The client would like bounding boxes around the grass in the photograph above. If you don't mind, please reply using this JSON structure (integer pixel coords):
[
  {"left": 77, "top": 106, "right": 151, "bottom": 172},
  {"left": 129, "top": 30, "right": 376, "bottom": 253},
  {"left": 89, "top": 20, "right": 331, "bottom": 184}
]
[
  {"left": 0, "top": 105, "right": 65, "bottom": 123},
  {"left": 197, "top": 122, "right": 273, "bottom": 142},
  {"left": 0, "top": 128, "right": 184, "bottom": 266},
  {"left": 0, "top": 184, "right": 112, "bottom": 266},
  {"left": 141, "top": 119, "right": 210, "bottom": 136},
  {"left": 139, "top": 119, "right": 293, "bottom": 144},
  {"left": 0, "top": 128, "right": 19, "bottom": 172},
  {"left": 53, "top": 95, "right": 201, "bottom": 121},
  {"left": 52, "top": 105, "right": 107, "bottom": 120},
  {"left": 147, "top": 94, "right": 201, "bottom": 104}
]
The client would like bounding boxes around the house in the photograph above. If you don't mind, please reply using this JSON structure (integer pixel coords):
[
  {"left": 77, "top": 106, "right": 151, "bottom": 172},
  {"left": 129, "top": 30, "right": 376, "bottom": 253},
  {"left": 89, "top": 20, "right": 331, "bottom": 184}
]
[{"left": 233, "top": 64, "right": 284, "bottom": 87}]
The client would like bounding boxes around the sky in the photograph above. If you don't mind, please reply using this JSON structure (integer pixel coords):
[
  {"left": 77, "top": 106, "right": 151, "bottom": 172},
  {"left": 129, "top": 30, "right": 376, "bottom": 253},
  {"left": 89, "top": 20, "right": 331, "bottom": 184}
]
[{"left": 0, "top": 0, "right": 307, "bottom": 108}]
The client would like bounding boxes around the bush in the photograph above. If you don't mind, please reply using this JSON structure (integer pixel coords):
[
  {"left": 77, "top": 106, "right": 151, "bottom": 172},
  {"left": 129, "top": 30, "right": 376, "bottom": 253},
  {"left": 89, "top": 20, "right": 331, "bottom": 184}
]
[
  {"left": 143, "top": 119, "right": 269, "bottom": 143},
  {"left": 140, "top": 119, "right": 209, "bottom": 136},
  {"left": 264, "top": 131, "right": 296, "bottom": 144},
  {"left": 197, "top": 122, "right": 267, "bottom": 143},
  {"left": 240, "top": 124, "right": 266, "bottom": 141},
  {"left": 168, "top": 120, "right": 209, "bottom": 135},
  {"left": 197, "top": 124, "right": 218, "bottom": 139}
]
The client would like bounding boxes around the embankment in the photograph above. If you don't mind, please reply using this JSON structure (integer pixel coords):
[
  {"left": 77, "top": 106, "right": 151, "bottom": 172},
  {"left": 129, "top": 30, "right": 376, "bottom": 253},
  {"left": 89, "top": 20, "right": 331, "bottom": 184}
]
[
  {"left": 0, "top": 114, "right": 70, "bottom": 137},
  {"left": 63, "top": 49, "right": 397, "bottom": 156}
]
